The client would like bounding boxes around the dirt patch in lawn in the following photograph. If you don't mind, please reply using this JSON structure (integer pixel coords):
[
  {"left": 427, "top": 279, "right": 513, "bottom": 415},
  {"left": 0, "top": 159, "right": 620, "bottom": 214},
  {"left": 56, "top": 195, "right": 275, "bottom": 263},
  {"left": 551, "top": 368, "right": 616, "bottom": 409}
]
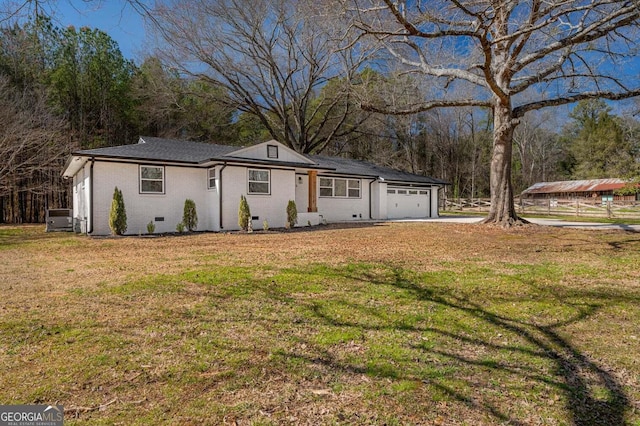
[{"left": 1, "top": 222, "right": 639, "bottom": 425}]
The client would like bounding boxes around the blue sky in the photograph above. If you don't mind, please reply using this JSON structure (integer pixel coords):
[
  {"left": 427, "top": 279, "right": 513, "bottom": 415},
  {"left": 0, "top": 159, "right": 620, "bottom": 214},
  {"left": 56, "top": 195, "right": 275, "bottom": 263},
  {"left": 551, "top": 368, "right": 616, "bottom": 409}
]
[
  {"left": 13, "top": 0, "right": 638, "bottom": 116},
  {"left": 50, "top": 0, "right": 147, "bottom": 61}
]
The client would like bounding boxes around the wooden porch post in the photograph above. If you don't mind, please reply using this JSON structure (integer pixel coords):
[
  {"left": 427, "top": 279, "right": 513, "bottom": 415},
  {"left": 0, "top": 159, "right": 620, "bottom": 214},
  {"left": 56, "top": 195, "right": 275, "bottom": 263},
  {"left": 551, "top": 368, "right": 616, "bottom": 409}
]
[{"left": 308, "top": 170, "right": 318, "bottom": 212}]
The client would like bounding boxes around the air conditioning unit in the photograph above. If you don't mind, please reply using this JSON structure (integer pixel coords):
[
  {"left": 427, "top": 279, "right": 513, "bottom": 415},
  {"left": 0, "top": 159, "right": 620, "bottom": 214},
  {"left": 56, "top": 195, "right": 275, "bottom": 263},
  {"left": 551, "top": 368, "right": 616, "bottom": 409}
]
[{"left": 46, "top": 209, "right": 73, "bottom": 232}]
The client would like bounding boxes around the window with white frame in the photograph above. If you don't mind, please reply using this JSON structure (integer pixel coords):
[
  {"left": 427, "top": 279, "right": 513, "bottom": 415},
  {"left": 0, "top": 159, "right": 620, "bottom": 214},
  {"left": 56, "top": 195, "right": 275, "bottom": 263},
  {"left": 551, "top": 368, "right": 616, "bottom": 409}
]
[
  {"left": 319, "top": 177, "right": 361, "bottom": 198},
  {"left": 320, "top": 178, "right": 333, "bottom": 197},
  {"left": 248, "top": 169, "right": 270, "bottom": 194},
  {"left": 140, "top": 165, "right": 164, "bottom": 194},
  {"left": 207, "top": 168, "right": 216, "bottom": 190},
  {"left": 348, "top": 180, "right": 360, "bottom": 197}
]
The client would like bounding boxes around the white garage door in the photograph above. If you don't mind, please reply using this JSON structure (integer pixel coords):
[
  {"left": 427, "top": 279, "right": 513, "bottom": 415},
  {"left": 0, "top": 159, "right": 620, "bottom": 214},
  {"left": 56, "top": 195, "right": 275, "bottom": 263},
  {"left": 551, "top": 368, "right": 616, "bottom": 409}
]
[{"left": 387, "top": 187, "right": 430, "bottom": 219}]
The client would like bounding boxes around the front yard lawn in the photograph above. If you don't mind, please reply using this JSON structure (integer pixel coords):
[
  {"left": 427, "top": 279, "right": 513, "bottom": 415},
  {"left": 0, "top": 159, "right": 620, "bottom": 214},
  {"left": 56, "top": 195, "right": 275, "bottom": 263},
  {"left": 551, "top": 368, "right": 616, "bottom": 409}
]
[{"left": 1, "top": 223, "right": 639, "bottom": 425}]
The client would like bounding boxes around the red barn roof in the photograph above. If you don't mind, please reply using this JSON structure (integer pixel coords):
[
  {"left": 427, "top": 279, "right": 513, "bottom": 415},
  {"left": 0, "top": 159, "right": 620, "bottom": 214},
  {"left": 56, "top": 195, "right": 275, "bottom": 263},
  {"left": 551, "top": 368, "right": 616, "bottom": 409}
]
[{"left": 521, "top": 178, "right": 628, "bottom": 195}]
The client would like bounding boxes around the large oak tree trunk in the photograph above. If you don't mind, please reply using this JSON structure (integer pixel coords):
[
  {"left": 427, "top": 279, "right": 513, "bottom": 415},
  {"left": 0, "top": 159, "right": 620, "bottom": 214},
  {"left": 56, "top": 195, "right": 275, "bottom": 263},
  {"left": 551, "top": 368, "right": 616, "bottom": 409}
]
[{"left": 483, "top": 102, "right": 525, "bottom": 226}]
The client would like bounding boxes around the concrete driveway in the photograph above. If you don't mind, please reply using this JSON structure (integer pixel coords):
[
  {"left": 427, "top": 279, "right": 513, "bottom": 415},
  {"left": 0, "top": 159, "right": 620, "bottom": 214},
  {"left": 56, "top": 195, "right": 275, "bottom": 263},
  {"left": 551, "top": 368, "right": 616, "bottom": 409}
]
[{"left": 424, "top": 215, "right": 640, "bottom": 232}]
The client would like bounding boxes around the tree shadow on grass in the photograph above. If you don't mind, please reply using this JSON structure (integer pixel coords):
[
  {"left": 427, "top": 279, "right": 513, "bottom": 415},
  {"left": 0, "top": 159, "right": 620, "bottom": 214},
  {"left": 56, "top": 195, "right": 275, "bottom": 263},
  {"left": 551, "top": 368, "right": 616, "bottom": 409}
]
[
  {"left": 545, "top": 230, "right": 640, "bottom": 252},
  {"left": 605, "top": 234, "right": 640, "bottom": 250},
  {"left": 290, "top": 264, "right": 631, "bottom": 425}
]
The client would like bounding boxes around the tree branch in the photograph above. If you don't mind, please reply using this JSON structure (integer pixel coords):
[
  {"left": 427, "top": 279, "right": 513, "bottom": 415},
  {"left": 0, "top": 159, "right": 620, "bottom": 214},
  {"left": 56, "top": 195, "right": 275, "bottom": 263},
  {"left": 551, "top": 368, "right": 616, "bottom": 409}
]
[
  {"left": 513, "top": 3, "right": 640, "bottom": 74},
  {"left": 361, "top": 99, "right": 491, "bottom": 115},
  {"left": 514, "top": 89, "right": 640, "bottom": 118}
]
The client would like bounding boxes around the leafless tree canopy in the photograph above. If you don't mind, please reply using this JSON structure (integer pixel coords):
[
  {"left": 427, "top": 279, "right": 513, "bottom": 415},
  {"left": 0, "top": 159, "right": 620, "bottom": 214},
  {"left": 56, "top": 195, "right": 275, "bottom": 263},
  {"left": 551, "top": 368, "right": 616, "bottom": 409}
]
[
  {"left": 350, "top": 0, "right": 640, "bottom": 225},
  {"left": 0, "top": 76, "right": 71, "bottom": 196},
  {"left": 0, "top": 75, "right": 74, "bottom": 222},
  {"left": 151, "top": 0, "right": 371, "bottom": 153},
  {"left": 351, "top": 0, "right": 640, "bottom": 114}
]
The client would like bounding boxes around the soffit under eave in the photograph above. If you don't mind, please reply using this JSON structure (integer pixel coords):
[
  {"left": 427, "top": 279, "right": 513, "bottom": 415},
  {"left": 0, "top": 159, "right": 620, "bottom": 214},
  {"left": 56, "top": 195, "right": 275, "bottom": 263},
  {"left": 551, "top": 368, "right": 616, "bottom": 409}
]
[{"left": 62, "top": 156, "right": 88, "bottom": 178}]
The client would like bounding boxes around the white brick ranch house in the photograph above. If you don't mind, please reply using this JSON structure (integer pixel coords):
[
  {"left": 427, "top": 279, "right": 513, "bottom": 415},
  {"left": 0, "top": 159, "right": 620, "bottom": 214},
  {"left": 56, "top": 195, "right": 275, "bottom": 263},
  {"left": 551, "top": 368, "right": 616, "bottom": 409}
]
[{"left": 62, "top": 137, "right": 447, "bottom": 235}]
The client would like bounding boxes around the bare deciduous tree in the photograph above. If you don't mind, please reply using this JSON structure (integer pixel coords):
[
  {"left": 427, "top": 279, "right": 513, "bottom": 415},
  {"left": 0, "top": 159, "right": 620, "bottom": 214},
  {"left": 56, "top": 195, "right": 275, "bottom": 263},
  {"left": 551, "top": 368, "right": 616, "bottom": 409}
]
[
  {"left": 350, "top": 0, "right": 640, "bottom": 225},
  {"left": 150, "top": 0, "right": 370, "bottom": 153},
  {"left": 513, "top": 110, "right": 567, "bottom": 191},
  {"left": 0, "top": 76, "right": 74, "bottom": 222},
  {"left": 0, "top": 76, "right": 70, "bottom": 197}
]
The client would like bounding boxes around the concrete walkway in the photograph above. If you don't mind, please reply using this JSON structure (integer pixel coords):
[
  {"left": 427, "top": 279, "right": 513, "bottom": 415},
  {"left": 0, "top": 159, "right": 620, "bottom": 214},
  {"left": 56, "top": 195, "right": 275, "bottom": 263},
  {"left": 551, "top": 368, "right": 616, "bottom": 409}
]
[{"left": 419, "top": 215, "right": 640, "bottom": 232}]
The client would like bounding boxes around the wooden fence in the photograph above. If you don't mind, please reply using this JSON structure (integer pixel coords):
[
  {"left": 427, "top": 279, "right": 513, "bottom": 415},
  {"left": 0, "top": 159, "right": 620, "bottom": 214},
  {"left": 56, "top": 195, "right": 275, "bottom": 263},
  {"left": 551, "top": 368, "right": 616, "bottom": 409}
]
[{"left": 443, "top": 198, "right": 640, "bottom": 219}]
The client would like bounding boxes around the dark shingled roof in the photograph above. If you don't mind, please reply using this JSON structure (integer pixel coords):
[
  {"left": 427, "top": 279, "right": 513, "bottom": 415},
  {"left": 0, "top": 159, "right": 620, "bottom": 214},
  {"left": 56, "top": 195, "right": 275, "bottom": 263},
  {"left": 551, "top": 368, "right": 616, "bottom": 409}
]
[
  {"left": 310, "top": 155, "right": 447, "bottom": 185},
  {"left": 73, "top": 136, "right": 447, "bottom": 185},
  {"left": 75, "top": 136, "right": 238, "bottom": 163}
]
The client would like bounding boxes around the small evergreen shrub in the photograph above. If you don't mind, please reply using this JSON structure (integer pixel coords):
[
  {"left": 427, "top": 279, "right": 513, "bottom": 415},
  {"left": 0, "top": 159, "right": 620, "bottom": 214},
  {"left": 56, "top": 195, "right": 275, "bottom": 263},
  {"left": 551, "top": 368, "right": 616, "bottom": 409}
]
[
  {"left": 176, "top": 222, "right": 185, "bottom": 233},
  {"left": 263, "top": 219, "right": 269, "bottom": 231},
  {"left": 286, "top": 200, "right": 298, "bottom": 228},
  {"left": 238, "top": 195, "right": 251, "bottom": 231},
  {"left": 146, "top": 221, "right": 155, "bottom": 234},
  {"left": 183, "top": 199, "right": 198, "bottom": 231},
  {"left": 109, "top": 187, "right": 127, "bottom": 235}
]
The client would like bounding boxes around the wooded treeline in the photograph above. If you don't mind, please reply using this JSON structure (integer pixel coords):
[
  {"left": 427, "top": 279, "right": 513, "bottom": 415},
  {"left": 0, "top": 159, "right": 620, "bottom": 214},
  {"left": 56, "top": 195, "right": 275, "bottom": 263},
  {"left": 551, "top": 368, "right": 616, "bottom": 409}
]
[
  {"left": 1, "top": 4, "right": 639, "bottom": 223},
  {"left": 1, "top": 16, "right": 240, "bottom": 223}
]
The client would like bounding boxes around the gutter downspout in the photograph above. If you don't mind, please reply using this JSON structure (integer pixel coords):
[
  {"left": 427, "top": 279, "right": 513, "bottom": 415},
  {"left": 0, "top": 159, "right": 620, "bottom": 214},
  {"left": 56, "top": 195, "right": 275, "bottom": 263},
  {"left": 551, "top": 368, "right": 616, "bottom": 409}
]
[
  {"left": 369, "top": 179, "right": 375, "bottom": 219},
  {"left": 436, "top": 184, "right": 445, "bottom": 217},
  {"left": 218, "top": 163, "right": 227, "bottom": 230},
  {"left": 369, "top": 177, "right": 382, "bottom": 220},
  {"left": 89, "top": 158, "right": 95, "bottom": 234}
]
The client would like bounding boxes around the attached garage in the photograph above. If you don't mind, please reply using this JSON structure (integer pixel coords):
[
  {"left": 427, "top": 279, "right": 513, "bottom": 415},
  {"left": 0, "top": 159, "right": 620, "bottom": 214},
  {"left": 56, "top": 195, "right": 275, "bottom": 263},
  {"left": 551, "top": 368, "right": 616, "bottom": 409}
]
[
  {"left": 307, "top": 155, "right": 448, "bottom": 222},
  {"left": 387, "top": 187, "right": 431, "bottom": 219}
]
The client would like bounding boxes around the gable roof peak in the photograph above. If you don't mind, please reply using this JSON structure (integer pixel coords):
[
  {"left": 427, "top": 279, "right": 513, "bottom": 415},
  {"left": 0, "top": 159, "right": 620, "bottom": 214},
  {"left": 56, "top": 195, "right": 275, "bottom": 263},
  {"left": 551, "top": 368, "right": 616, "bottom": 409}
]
[{"left": 226, "top": 139, "right": 315, "bottom": 165}]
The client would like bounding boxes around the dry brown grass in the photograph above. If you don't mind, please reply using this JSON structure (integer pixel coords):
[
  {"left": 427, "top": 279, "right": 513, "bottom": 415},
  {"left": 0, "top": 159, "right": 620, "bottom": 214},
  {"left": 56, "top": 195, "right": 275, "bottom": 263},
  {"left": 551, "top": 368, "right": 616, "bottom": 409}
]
[{"left": 1, "top": 222, "right": 639, "bottom": 425}]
